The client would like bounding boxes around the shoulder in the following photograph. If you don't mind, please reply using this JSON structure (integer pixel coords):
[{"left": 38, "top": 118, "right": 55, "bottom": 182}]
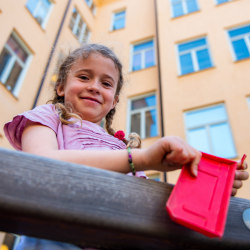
[{"left": 4, "top": 104, "right": 60, "bottom": 150}]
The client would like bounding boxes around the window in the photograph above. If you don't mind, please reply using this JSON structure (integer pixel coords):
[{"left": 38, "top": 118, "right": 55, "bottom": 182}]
[
  {"left": 132, "top": 40, "right": 155, "bottom": 71},
  {"left": 112, "top": 10, "right": 126, "bottom": 31},
  {"left": 227, "top": 25, "right": 250, "bottom": 61},
  {"left": 184, "top": 104, "right": 237, "bottom": 158},
  {"left": 216, "top": 0, "right": 232, "bottom": 4},
  {"left": 84, "top": 0, "right": 96, "bottom": 15},
  {"left": 128, "top": 94, "right": 158, "bottom": 139},
  {"left": 69, "top": 8, "right": 90, "bottom": 43},
  {"left": 170, "top": 0, "right": 199, "bottom": 18},
  {"left": 26, "top": 0, "right": 52, "bottom": 27},
  {"left": 177, "top": 37, "right": 213, "bottom": 75},
  {"left": 0, "top": 34, "right": 31, "bottom": 95}
]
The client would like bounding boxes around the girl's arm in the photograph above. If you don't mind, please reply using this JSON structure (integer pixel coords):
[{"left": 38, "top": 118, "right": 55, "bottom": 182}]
[{"left": 21, "top": 123, "right": 201, "bottom": 176}]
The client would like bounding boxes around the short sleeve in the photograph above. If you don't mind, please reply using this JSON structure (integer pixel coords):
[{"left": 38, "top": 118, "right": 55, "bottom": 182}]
[{"left": 4, "top": 104, "right": 60, "bottom": 150}]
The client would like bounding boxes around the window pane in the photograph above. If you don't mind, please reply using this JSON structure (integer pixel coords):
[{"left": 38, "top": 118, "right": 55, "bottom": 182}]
[
  {"left": 229, "top": 25, "right": 250, "bottom": 37},
  {"left": 146, "top": 110, "right": 157, "bottom": 137},
  {"left": 8, "top": 36, "right": 28, "bottom": 63},
  {"left": 69, "top": 8, "right": 78, "bottom": 30},
  {"left": 210, "top": 123, "right": 236, "bottom": 158},
  {"left": 132, "top": 53, "right": 141, "bottom": 71},
  {"left": 197, "top": 48, "right": 212, "bottom": 70},
  {"left": 172, "top": 0, "right": 183, "bottom": 17},
  {"left": 185, "top": 105, "right": 226, "bottom": 128},
  {"left": 145, "top": 95, "right": 156, "bottom": 106},
  {"left": 180, "top": 53, "right": 194, "bottom": 74},
  {"left": 178, "top": 38, "right": 206, "bottom": 52},
  {"left": 145, "top": 49, "right": 154, "bottom": 68},
  {"left": 113, "top": 11, "right": 125, "bottom": 30},
  {"left": 186, "top": 0, "right": 199, "bottom": 13},
  {"left": 131, "top": 113, "right": 141, "bottom": 135},
  {"left": 131, "top": 95, "right": 155, "bottom": 110},
  {"left": 5, "top": 61, "right": 22, "bottom": 92},
  {"left": 232, "top": 39, "right": 250, "bottom": 60},
  {"left": 35, "top": 3, "right": 48, "bottom": 24},
  {"left": 188, "top": 127, "right": 210, "bottom": 153},
  {"left": 134, "top": 40, "right": 153, "bottom": 52},
  {"left": 26, "top": 0, "right": 37, "bottom": 13},
  {"left": 0, "top": 48, "right": 12, "bottom": 79},
  {"left": 217, "top": 0, "right": 229, "bottom": 4}
]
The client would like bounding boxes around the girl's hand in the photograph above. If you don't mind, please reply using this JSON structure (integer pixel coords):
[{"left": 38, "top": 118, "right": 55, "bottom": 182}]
[
  {"left": 231, "top": 160, "right": 249, "bottom": 196},
  {"left": 142, "top": 136, "right": 201, "bottom": 176}
]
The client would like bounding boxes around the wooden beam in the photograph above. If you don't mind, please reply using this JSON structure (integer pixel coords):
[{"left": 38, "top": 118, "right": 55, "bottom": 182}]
[{"left": 0, "top": 147, "right": 249, "bottom": 249}]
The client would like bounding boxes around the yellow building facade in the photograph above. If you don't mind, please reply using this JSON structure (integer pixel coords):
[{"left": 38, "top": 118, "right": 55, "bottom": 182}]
[{"left": 0, "top": 0, "right": 250, "bottom": 247}]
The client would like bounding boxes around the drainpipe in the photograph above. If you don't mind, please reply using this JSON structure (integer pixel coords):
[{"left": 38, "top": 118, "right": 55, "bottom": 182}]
[
  {"left": 32, "top": 0, "right": 72, "bottom": 108},
  {"left": 154, "top": 0, "right": 167, "bottom": 182}
]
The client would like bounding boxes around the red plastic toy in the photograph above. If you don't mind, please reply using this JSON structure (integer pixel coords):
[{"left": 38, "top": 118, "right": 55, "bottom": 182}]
[{"left": 166, "top": 152, "right": 245, "bottom": 238}]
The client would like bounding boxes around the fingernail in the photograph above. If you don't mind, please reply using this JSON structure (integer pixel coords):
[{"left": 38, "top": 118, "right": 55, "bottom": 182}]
[{"left": 194, "top": 169, "right": 198, "bottom": 177}]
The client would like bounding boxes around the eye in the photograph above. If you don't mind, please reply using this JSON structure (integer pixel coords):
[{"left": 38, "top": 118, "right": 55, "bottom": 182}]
[
  {"left": 79, "top": 75, "right": 89, "bottom": 81},
  {"left": 102, "top": 81, "right": 112, "bottom": 87}
]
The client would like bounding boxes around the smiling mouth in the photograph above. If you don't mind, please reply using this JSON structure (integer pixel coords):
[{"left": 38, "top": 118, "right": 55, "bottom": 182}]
[{"left": 81, "top": 97, "right": 101, "bottom": 104}]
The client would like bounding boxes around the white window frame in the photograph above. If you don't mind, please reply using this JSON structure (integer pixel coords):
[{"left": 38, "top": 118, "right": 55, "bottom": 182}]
[
  {"left": 70, "top": 8, "right": 90, "bottom": 43},
  {"left": 111, "top": 9, "right": 126, "bottom": 31},
  {"left": 170, "top": 0, "right": 199, "bottom": 18},
  {"left": 0, "top": 33, "right": 32, "bottom": 96},
  {"left": 130, "top": 39, "right": 156, "bottom": 72},
  {"left": 127, "top": 93, "right": 158, "bottom": 139},
  {"left": 184, "top": 104, "right": 236, "bottom": 158},
  {"left": 26, "top": 0, "right": 53, "bottom": 28},
  {"left": 226, "top": 25, "right": 250, "bottom": 61},
  {"left": 176, "top": 37, "right": 213, "bottom": 75}
]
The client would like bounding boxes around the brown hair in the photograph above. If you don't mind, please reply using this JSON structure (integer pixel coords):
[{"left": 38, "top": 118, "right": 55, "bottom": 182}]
[{"left": 52, "top": 43, "right": 141, "bottom": 148}]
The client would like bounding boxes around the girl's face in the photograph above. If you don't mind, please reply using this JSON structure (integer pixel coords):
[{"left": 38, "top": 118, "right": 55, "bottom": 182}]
[{"left": 57, "top": 53, "right": 119, "bottom": 125}]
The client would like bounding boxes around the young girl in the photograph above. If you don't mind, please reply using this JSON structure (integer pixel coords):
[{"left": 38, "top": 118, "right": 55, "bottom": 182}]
[{"left": 4, "top": 44, "right": 248, "bottom": 249}]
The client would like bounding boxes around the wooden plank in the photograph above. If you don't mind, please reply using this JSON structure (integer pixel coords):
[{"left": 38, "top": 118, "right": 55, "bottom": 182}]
[{"left": 0, "top": 147, "right": 249, "bottom": 249}]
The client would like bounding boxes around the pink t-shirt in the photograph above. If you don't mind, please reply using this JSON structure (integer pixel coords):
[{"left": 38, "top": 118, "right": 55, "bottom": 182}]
[{"left": 4, "top": 104, "right": 146, "bottom": 178}]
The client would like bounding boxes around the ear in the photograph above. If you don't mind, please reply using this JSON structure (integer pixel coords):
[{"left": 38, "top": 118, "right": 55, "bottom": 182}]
[
  {"left": 112, "top": 95, "right": 119, "bottom": 109},
  {"left": 56, "top": 84, "right": 64, "bottom": 97}
]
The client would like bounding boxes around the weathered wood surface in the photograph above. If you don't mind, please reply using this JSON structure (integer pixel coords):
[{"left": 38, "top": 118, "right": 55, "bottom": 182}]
[{"left": 0, "top": 147, "right": 249, "bottom": 250}]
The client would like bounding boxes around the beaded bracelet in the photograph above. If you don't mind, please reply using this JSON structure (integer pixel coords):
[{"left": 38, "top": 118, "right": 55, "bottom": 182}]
[{"left": 127, "top": 147, "right": 136, "bottom": 176}]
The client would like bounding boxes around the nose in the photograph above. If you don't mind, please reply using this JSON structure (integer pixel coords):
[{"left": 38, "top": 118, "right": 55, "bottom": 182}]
[{"left": 86, "top": 79, "right": 100, "bottom": 94}]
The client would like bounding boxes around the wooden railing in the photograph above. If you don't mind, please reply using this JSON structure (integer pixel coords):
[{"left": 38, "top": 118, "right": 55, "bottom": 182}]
[{"left": 0, "top": 147, "right": 249, "bottom": 249}]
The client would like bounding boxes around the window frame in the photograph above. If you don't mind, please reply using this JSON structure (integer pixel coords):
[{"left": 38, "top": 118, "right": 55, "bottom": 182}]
[
  {"left": 127, "top": 93, "right": 158, "bottom": 139},
  {"left": 69, "top": 7, "right": 91, "bottom": 43},
  {"left": 226, "top": 24, "right": 250, "bottom": 61},
  {"left": 111, "top": 9, "right": 126, "bottom": 31},
  {"left": 26, "top": 0, "right": 53, "bottom": 28},
  {"left": 130, "top": 39, "right": 156, "bottom": 72},
  {"left": 184, "top": 104, "right": 237, "bottom": 159},
  {"left": 170, "top": 0, "right": 200, "bottom": 18},
  {"left": 0, "top": 33, "right": 32, "bottom": 96},
  {"left": 176, "top": 36, "right": 213, "bottom": 75}
]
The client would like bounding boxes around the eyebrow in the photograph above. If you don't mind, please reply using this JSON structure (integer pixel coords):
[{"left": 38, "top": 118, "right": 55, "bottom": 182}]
[{"left": 75, "top": 69, "right": 116, "bottom": 83}]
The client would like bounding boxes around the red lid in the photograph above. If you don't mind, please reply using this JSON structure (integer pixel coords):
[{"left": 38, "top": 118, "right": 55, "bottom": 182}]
[{"left": 166, "top": 152, "right": 238, "bottom": 238}]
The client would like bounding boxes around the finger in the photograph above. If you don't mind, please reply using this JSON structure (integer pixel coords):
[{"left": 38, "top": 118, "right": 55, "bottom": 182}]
[
  {"left": 234, "top": 169, "right": 249, "bottom": 181},
  {"left": 231, "top": 187, "right": 237, "bottom": 196},
  {"left": 190, "top": 151, "right": 201, "bottom": 177},
  {"left": 237, "top": 161, "right": 248, "bottom": 170},
  {"left": 233, "top": 179, "right": 243, "bottom": 189}
]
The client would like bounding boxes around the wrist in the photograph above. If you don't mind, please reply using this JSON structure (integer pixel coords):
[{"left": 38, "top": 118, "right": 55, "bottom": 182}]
[{"left": 130, "top": 148, "right": 148, "bottom": 172}]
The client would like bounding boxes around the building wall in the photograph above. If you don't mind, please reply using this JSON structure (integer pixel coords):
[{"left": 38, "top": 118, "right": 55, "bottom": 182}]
[
  {"left": 156, "top": 0, "right": 250, "bottom": 198},
  {"left": 0, "top": 0, "right": 69, "bottom": 148}
]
